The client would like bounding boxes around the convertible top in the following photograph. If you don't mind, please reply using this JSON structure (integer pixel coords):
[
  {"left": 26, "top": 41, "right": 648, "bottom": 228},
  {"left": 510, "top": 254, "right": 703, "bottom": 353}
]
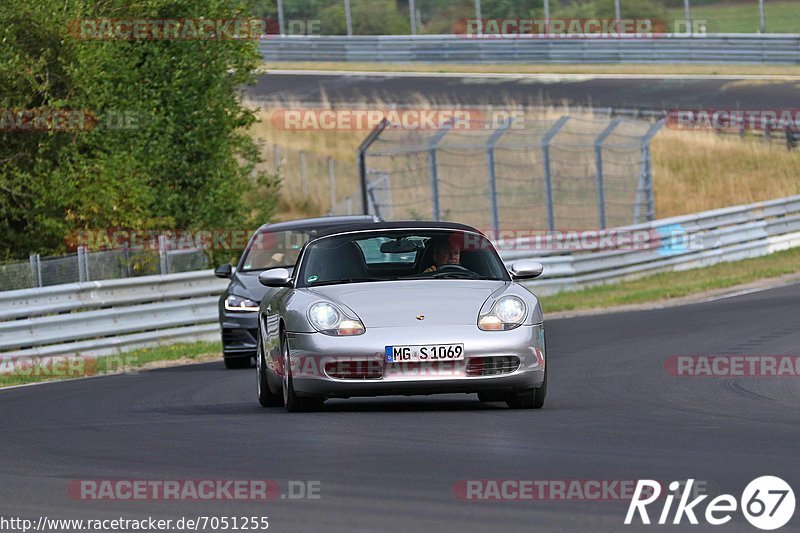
[{"left": 312, "top": 220, "right": 484, "bottom": 239}]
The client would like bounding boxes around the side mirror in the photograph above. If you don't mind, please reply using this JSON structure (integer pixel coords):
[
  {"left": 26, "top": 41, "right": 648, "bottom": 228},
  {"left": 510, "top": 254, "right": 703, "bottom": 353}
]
[
  {"left": 258, "top": 268, "right": 292, "bottom": 288},
  {"left": 510, "top": 260, "right": 544, "bottom": 280},
  {"left": 214, "top": 263, "right": 234, "bottom": 279}
]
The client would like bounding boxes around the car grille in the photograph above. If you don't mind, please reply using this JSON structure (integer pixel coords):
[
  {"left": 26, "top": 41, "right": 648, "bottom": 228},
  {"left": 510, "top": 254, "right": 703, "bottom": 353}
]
[
  {"left": 465, "top": 356, "right": 521, "bottom": 376},
  {"left": 324, "top": 360, "right": 383, "bottom": 380}
]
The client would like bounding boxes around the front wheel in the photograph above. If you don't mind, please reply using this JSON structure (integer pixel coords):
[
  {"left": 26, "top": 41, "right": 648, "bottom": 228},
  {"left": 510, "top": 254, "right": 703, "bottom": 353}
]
[
  {"left": 506, "top": 369, "right": 547, "bottom": 409},
  {"left": 257, "top": 340, "right": 282, "bottom": 407},
  {"left": 281, "top": 331, "right": 323, "bottom": 413}
]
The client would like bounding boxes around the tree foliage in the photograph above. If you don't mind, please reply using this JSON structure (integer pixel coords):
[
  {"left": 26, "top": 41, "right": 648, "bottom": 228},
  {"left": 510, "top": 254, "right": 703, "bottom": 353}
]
[{"left": 0, "top": 0, "right": 278, "bottom": 260}]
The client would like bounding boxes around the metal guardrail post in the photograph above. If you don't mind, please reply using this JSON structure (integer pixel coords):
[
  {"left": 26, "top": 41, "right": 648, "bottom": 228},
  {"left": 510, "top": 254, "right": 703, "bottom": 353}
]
[
  {"left": 277, "top": 0, "right": 285, "bottom": 36},
  {"left": 158, "top": 235, "right": 169, "bottom": 275},
  {"left": 541, "top": 116, "right": 570, "bottom": 231},
  {"left": 77, "top": 246, "right": 87, "bottom": 283},
  {"left": 328, "top": 157, "right": 337, "bottom": 210},
  {"left": 357, "top": 118, "right": 389, "bottom": 215},
  {"left": 486, "top": 118, "right": 514, "bottom": 237},
  {"left": 299, "top": 150, "right": 308, "bottom": 197},
  {"left": 594, "top": 119, "right": 622, "bottom": 229},
  {"left": 29, "top": 254, "right": 42, "bottom": 288},
  {"left": 634, "top": 119, "right": 665, "bottom": 223},
  {"left": 427, "top": 121, "right": 454, "bottom": 221}
]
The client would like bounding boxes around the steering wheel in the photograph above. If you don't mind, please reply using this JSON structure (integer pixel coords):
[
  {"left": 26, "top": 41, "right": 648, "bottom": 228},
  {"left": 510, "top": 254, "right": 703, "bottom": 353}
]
[{"left": 434, "top": 264, "right": 471, "bottom": 273}]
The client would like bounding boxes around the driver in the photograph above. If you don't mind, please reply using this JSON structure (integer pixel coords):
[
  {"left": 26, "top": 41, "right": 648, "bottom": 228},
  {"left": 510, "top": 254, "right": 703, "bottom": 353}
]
[{"left": 423, "top": 238, "right": 461, "bottom": 273}]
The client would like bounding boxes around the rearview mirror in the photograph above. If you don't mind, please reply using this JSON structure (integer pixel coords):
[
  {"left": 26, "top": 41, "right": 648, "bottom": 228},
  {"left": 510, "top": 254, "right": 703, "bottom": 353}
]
[
  {"left": 380, "top": 238, "right": 420, "bottom": 254},
  {"left": 510, "top": 260, "right": 544, "bottom": 280},
  {"left": 258, "top": 268, "right": 292, "bottom": 287},
  {"left": 214, "top": 263, "right": 235, "bottom": 279}
]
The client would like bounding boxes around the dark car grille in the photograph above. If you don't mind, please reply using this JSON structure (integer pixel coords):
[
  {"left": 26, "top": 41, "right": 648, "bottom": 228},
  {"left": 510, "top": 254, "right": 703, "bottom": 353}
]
[
  {"left": 222, "top": 328, "right": 257, "bottom": 346},
  {"left": 465, "top": 356, "right": 521, "bottom": 376},
  {"left": 324, "top": 360, "right": 384, "bottom": 380}
]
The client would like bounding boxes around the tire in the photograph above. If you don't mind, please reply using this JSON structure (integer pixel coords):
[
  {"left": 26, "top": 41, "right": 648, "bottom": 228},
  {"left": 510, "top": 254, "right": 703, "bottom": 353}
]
[
  {"left": 224, "top": 356, "right": 252, "bottom": 369},
  {"left": 257, "top": 340, "right": 282, "bottom": 407},
  {"left": 506, "top": 368, "right": 547, "bottom": 410},
  {"left": 281, "top": 331, "right": 323, "bottom": 413}
]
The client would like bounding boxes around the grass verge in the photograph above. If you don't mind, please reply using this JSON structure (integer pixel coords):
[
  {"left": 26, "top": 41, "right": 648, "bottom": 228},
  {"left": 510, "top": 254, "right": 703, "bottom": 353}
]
[
  {"left": 261, "top": 62, "right": 800, "bottom": 78},
  {"left": 668, "top": 1, "right": 800, "bottom": 34},
  {"left": 539, "top": 246, "right": 800, "bottom": 313},
  {"left": 0, "top": 341, "right": 221, "bottom": 389}
]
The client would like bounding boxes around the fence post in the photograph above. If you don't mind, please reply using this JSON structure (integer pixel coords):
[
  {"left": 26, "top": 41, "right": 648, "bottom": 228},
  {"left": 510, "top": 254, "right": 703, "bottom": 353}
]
[
  {"left": 594, "top": 118, "right": 622, "bottom": 229},
  {"left": 357, "top": 118, "right": 389, "bottom": 215},
  {"left": 328, "top": 157, "right": 337, "bottom": 210},
  {"left": 277, "top": 0, "right": 285, "bottom": 36},
  {"left": 299, "top": 150, "right": 308, "bottom": 197},
  {"left": 427, "top": 121, "right": 453, "bottom": 221},
  {"left": 158, "top": 235, "right": 169, "bottom": 275},
  {"left": 486, "top": 118, "right": 513, "bottom": 237},
  {"left": 29, "top": 254, "right": 42, "bottom": 288},
  {"left": 77, "top": 246, "right": 87, "bottom": 283},
  {"left": 541, "top": 116, "right": 570, "bottom": 231},
  {"left": 634, "top": 119, "right": 665, "bottom": 223},
  {"left": 344, "top": 0, "right": 353, "bottom": 36},
  {"left": 83, "top": 248, "right": 91, "bottom": 282},
  {"left": 346, "top": 197, "right": 353, "bottom": 215}
]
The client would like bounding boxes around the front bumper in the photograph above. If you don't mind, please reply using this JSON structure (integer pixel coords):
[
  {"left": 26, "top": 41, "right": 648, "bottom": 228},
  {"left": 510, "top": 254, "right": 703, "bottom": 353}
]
[
  {"left": 285, "top": 324, "right": 545, "bottom": 399},
  {"left": 220, "top": 312, "right": 258, "bottom": 358}
]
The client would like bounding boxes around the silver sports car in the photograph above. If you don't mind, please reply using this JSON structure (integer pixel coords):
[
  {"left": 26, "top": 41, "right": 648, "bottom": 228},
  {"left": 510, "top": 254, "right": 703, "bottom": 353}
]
[{"left": 255, "top": 221, "right": 547, "bottom": 412}]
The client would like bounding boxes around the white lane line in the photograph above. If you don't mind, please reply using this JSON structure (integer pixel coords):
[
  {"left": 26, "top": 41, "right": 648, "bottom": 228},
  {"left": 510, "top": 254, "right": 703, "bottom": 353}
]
[{"left": 262, "top": 69, "right": 800, "bottom": 81}]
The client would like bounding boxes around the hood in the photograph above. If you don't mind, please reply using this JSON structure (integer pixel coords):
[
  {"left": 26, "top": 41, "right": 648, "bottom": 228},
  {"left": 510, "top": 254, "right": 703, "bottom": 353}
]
[
  {"left": 307, "top": 280, "right": 507, "bottom": 328},
  {"left": 229, "top": 269, "right": 293, "bottom": 301}
]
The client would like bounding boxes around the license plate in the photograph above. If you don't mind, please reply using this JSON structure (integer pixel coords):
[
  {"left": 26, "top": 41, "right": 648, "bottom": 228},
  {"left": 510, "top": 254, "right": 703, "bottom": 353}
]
[{"left": 385, "top": 344, "right": 464, "bottom": 363}]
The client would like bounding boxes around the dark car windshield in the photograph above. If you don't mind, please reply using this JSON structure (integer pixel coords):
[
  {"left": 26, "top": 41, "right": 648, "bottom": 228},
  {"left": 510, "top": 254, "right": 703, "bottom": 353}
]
[
  {"left": 296, "top": 229, "right": 510, "bottom": 287},
  {"left": 239, "top": 230, "right": 311, "bottom": 272}
]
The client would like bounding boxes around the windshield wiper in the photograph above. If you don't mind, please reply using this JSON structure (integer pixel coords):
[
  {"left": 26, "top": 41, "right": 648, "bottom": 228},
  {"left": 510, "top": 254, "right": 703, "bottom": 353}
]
[{"left": 307, "top": 277, "right": 383, "bottom": 287}]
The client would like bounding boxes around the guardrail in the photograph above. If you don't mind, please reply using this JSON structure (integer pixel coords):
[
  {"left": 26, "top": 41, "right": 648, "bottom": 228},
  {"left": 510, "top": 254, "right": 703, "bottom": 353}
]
[
  {"left": 1, "top": 195, "right": 799, "bottom": 360},
  {"left": 509, "top": 195, "right": 800, "bottom": 295},
  {"left": 260, "top": 34, "right": 800, "bottom": 64},
  {"left": 0, "top": 271, "right": 228, "bottom": 359}
]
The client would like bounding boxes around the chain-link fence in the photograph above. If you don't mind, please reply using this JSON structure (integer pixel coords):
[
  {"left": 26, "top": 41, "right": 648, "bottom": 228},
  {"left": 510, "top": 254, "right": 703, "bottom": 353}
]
[
  {"left": 2, "top": 245, "right": 208, "bottom": 291},
  {"left": 270, "top": 144, "right": 361, "bottom": 216},
  {"left": 358, "top": 115, "right": 664, "bottom": 235}
]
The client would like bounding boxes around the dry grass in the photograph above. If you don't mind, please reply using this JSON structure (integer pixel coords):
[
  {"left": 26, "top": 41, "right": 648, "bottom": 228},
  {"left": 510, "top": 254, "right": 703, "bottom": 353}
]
[
  {"left": 246, "top": 97, "right": 800, "bottom": 221},
  {"left": 262, "top": 62, "right": 800, "bottom": 78},
  {"left": 651, "top": 129, "right": 800, "bottom": 216}
]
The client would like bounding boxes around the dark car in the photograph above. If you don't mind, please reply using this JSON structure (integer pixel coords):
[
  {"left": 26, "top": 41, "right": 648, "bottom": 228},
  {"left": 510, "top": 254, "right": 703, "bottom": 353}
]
[{"left": 214, "top": 215, "right": 380, "bottom": 369}]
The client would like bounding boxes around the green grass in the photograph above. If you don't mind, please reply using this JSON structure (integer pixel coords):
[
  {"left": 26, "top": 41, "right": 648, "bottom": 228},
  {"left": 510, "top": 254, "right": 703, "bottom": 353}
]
[
  {"left": 540, "top": 246, "right": 800, "bottom": 313},
  {"left": 0, "top": 341, "right": 221, "bottom": 388},
  {"left": 668, "top": 1, "right": 800, "bottom": 33}
]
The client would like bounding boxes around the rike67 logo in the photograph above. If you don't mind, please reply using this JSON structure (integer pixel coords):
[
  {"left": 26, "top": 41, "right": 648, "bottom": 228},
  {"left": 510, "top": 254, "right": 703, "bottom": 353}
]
[{"left": 626, "top": 477, "right": 795, "bottom": 530}]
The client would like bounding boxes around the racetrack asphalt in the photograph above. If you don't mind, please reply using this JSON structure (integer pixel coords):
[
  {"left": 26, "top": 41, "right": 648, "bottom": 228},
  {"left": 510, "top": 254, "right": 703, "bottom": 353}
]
[
  {"left": 248, "top": 71, "right": 800, "bottom": 112},
  {"left": 1, "top": 281, "right": 798, "bottom": 532}
]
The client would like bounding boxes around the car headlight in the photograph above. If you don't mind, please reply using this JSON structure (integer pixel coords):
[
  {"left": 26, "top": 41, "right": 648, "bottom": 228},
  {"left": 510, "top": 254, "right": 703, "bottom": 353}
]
[
  {"left": 224, "top": 294, "right": 259, "bottom": 312},
  {"left": 308, "top": 302, "right": 365, "bottom": 336},
  {"left": 478, "top": 295, "right": 526, "bottom": 331}
]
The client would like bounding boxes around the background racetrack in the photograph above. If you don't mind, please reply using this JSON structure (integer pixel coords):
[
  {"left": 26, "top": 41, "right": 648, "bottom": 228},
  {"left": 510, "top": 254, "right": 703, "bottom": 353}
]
[
  {"left": 1, "top": 283, "right": 799, "bottom": 532},
  {"left": 250, "top": 72, "right": 800, "bottom": 112}
]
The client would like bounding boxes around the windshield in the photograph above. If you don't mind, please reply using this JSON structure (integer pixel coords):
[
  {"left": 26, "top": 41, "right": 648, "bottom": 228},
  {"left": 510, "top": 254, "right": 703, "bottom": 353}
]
[
  {"left": 238, "top": 230, "right": 310, "bottom": 272},
  {"left": 296, "top": 230, "right": 510, "bottom": 287}
]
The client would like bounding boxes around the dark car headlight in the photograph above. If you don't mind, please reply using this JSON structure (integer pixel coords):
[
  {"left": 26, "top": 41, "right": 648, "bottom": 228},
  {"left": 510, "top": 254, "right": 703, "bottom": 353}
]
[{"left": 224, "top": 294, "right": 259, "bottom": 313}]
